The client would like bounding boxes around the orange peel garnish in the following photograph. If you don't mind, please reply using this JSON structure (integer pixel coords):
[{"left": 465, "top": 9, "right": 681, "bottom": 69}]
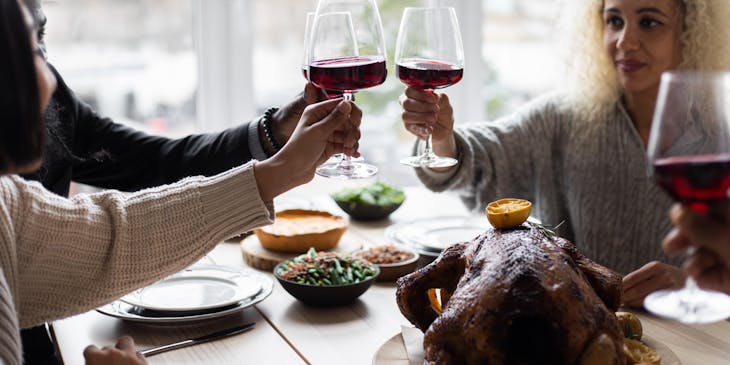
[
  {"left": 428, "top": 288, "right": 442, "bottom": 313},
  {"left": 486, "top": 198, "right": 532, "bottom": 229}
]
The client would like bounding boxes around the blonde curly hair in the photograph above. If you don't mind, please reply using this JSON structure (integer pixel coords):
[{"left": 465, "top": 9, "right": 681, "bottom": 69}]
[{"left": 557, "top": 0, "right": 730, "bottom": 116}]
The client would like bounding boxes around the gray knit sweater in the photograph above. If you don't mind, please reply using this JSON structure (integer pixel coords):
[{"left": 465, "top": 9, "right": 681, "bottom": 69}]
[
  {"left": 416, "top": 93, "right": 679, "bottom": 274},
  {"left": 0, "top": 162, "right": 273, "bottom": 365}
]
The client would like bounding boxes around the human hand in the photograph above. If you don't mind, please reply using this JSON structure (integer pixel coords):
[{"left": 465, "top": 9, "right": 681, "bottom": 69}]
[
  {"left": 621, "top": 261, "right": 685, "bottom": 308},
  {"left": 83, "top": 336, "right": 147, "bottom": 365},
  {"left": 255, "top": 98, "right": 361, "bottom": 201},
  {"left": 663, "top": 203, "right": 730, "bottom": 295},
  {"left": 270, "top": 83, "right": 328, "bottom": 146},
  {"left": 399, "top": 86, "right": 456, "bottom": 158}
]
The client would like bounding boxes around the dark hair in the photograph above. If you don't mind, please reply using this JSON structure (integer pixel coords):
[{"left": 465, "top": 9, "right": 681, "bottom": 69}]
[{"left": 0, "top": 0, "right": 44, "bottom": 173}]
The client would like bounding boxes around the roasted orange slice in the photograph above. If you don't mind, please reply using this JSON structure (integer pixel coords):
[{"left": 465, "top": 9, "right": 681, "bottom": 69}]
[
  {"left": 623, "top": 338, "right": 661, "bottom": 365},
  {"left": 486, "top": 198, "right": 532, "bottom": 229},
  {"left": 428, "top": 288, "right": 442, "bottom": 313}
]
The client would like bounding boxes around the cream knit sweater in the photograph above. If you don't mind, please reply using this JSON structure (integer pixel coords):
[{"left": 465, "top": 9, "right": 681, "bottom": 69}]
[
  {"left": 0, "top": 162, "right": 273, "bottom": 365},
  {"left": 416, "top": 94, "right": 683, "bottom": 274}
]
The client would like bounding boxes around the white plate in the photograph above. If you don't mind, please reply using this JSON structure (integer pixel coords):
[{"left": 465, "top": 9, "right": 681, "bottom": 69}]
[
  {"left": 118, "top": 265, "right": 264, "bottom": 313},
  {"left": 98, "top": 267, "right": 272, "bottom": 324},
  {"left": 385, "top": 216, "right": 488, "bottom": 254}
]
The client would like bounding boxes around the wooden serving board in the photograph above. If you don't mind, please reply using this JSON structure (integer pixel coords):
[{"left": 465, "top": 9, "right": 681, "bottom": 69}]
[
  {"left": 240, "top": 232, "right": 363, "bottom": 271},
  {"left": 372, "top": 331, "right": 681, "bottom": 365}
]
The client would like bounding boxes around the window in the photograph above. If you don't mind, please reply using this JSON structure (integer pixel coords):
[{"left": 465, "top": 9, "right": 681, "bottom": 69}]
[
  {"left": 481, "top": 0, "right": 560, "bottom": 119},
  {"left": 43, "top": 0, "right": 198, "bottom": 137}
]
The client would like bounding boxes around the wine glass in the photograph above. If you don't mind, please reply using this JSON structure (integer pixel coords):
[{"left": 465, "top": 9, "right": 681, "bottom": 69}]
[
  {"left": 395, "top": 7, "right": 464, "bottom": 168},
  {"left": 644, "top": 70, "right": 730, "bottom": 324},
  {"left": 307, "top": 0, "right": 387, "bottom": 179},
  {"left": 303, "top": 11, "right": 343, "bottom": 99},
  {"left": 302, "top": 12, "right": 315, "bottom": 81}
]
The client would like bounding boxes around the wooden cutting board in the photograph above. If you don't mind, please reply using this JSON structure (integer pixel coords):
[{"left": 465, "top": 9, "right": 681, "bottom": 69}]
[{"left": 240, "top": 232, "right": 363, "bottom": 271}]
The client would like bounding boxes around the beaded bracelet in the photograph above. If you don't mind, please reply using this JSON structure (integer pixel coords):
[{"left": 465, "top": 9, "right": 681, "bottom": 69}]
[{"left": 260, "top": 107, "right": 282, "bottom": 152}]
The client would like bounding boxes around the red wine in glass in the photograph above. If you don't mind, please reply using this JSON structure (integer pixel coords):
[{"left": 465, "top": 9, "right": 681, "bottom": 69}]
[
  {"left": 308, "top": 0, "right": 387, "bottom": 179},
  {"left": 644, "top": 71, "right": 730, "bottom": 324},
  {"left": 309, "top": 56, "right": 387, "bottom": 92},
  {"left": 654, "top": 154, "right": 730, "bottom": 213},
  {"left": 302, "top": 66, "right": 344, "bottom": 99},
  {"left": 395, "top": 7, "right": 464, "bottom": 168},
  {"left": 396, "top": 59, "right": 463, "bottom": 90}
]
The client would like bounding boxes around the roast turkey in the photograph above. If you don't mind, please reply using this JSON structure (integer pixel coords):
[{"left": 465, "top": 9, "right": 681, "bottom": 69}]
[{"left": 396, "top": 223, "right": 625, "bottom": 365}]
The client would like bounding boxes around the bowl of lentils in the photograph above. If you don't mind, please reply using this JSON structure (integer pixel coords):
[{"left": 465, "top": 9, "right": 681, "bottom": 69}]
[
  {"left": 353, "top": 244, "right": 420, "bottom": 281},
  {"left": 274, "top": 248, "right": 379, "bottom": 306}
]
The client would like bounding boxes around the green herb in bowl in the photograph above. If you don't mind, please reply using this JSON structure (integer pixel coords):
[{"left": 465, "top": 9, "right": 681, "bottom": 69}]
[
  {"left": 331, "top": 182, "right": 405, "bottom": 220},
  {"left": 274, "top": 248, "right": 380, "bottom": 306},
  {"left": 275, "top": 248, "right": 377, "bottom": 286}
]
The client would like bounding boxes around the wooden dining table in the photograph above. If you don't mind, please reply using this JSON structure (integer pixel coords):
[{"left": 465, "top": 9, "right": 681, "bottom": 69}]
[{"left": 51, "top": 178, "right": 730, "bottom": 365}]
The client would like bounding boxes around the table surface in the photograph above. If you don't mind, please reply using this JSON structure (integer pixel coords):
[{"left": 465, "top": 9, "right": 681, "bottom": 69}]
[{"left": 51, "top": 178, "right": 730, "bottom": 365}]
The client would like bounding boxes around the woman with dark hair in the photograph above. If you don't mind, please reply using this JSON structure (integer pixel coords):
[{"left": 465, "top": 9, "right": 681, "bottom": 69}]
[
  {"left": 0, "top": 0, "right": 51, "bottom": 174},
  {"left": 0, "top": 1, "right": 361, "bottom": 364},
  {"left": 20, "top": 1, "right": 344, "bottom": 362}
]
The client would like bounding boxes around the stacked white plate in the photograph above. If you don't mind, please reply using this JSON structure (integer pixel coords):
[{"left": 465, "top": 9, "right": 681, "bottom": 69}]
[
  {"left": 385, "top": 216, "right": 488, "bottom": 258},
  {"left": 97, "top": 264, "right": 273, "bottom": 324}
]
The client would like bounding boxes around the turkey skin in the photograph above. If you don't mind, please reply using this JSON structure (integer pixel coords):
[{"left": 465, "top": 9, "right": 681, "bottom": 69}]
[{"left": 396, "top": 223, "right": 625, "bottom": 365}]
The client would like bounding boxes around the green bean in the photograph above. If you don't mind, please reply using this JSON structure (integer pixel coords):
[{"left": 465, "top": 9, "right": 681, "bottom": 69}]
[{"left": 278, "top": 247, "right": 377, "bottom": 286}]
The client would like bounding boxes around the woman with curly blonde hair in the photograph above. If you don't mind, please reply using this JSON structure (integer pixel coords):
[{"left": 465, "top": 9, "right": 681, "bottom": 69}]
[{"left": 399, "top": 0, "right": 730, "bottom": 308}]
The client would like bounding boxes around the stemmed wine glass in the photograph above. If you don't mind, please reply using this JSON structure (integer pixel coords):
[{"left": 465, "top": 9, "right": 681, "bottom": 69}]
[
  {"left": 645, "top": 71, "right": 730, "bottom": 324},
  {"left": 307, "top": 0, "right": 387, "bottom": 179},
  {"left": 302, "top": 12, "right": 315, "bottom": 81},
  {"left": 395, "top": 7, "right": 464, "bottom": 168},
  {"left": 303, "top": 11, "right": 343, "bottom": 99}
]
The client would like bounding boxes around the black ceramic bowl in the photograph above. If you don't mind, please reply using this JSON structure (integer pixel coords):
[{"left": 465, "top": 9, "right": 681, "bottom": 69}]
[
  {"left": 333, "top": 199, "right": 404, "bottom": 221},
  {"left": 273, "top": 262, "right": 380, "bottom": 306},
  {"left": 331, "top": 182, "right": 406, "bottom": 221}
]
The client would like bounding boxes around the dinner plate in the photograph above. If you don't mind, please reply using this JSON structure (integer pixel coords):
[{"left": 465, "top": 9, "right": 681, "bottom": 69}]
[
  {"left": 385, "top": 216, "right": 488, "bottom": 255},
  {"left": 120, "top": 265, "right": 262, "bottom": 312},
  {"left": 99, "top": 266, "right": 273, "bottom": 324},
  {"left": 371, "top": 331, "right": 681, "bottom": 365}
]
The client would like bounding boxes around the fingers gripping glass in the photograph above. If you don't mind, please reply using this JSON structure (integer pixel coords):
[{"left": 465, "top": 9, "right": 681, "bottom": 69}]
[
  {"left": 307, "top": 0, "right": 388, "bottom": 179},
  {"left": 644, "top": 71, "right": 730, "bottom": 324},
  {"left": 395, "top": 7, "right": 464, "bottom": 168}
]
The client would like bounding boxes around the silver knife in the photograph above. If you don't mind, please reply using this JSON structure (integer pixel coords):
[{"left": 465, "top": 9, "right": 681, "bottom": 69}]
[{"left": 138, "top": 322, "right": 256, "bottom": 357}]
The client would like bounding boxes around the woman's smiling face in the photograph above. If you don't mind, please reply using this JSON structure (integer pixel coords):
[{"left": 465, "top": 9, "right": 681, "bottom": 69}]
[{"left": 603, "top": 0, "right": 683, "bottom": 96}]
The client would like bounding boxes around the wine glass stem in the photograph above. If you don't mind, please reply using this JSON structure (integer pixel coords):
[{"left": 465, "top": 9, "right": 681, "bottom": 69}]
[
  {"left": 684, "top": 276, "right": 700, "bottom": 297},
  {"left": 679, "top": 246, "right": 706, "bottom": 316},
  {"left": 679, "top": 277, "right": 706, "bottom": 319},
  {"left": 422, "top": 89, "right": 436, "bottom": 160},
  {"left": 423, "top": 134, "right": 435, "bottom": 159},
  {"left": 339, "top": 91, "right": 354, "bottom": 170}
]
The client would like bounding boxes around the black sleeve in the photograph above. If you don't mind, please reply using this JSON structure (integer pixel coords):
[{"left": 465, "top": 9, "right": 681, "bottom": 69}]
[
  {"left": 31, "top": 66, "right": 262, "bottom": 194},
  {"left": 70, "top": 95, "right": 256, "bottom": 191}
]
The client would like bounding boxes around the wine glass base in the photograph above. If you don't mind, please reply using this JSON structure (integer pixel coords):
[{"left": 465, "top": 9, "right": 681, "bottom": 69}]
[
  {"left": 322, "top": 154, "right": 364, "bottom": 164},
  {"left": 400, "top": 154, "right": 458, "bottom": 168},
  {"left": 644, "top": 288, "right": 730, "bottom": 324},
  {"left": 315, "top": 161, "right": 378, "bottom": 179}
]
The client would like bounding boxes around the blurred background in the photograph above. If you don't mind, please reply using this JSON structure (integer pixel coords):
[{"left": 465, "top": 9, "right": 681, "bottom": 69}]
[{"left": 43, "top": 0, "right": 561, "bottom": 189}]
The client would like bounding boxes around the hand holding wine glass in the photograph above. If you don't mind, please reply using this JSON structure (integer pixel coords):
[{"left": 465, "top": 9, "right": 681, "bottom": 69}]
[
  {"left": 395, "top": 7, "right": 464, "bottom": 168},
  {"left": 645, "top": 71, "right": 730, "bottom": 323},
  {"left": 307, "top": 0, "right": 388, "bottom": 179},
  {"left": 663, "top": 201, "right": 730, "bottom": 295}
]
